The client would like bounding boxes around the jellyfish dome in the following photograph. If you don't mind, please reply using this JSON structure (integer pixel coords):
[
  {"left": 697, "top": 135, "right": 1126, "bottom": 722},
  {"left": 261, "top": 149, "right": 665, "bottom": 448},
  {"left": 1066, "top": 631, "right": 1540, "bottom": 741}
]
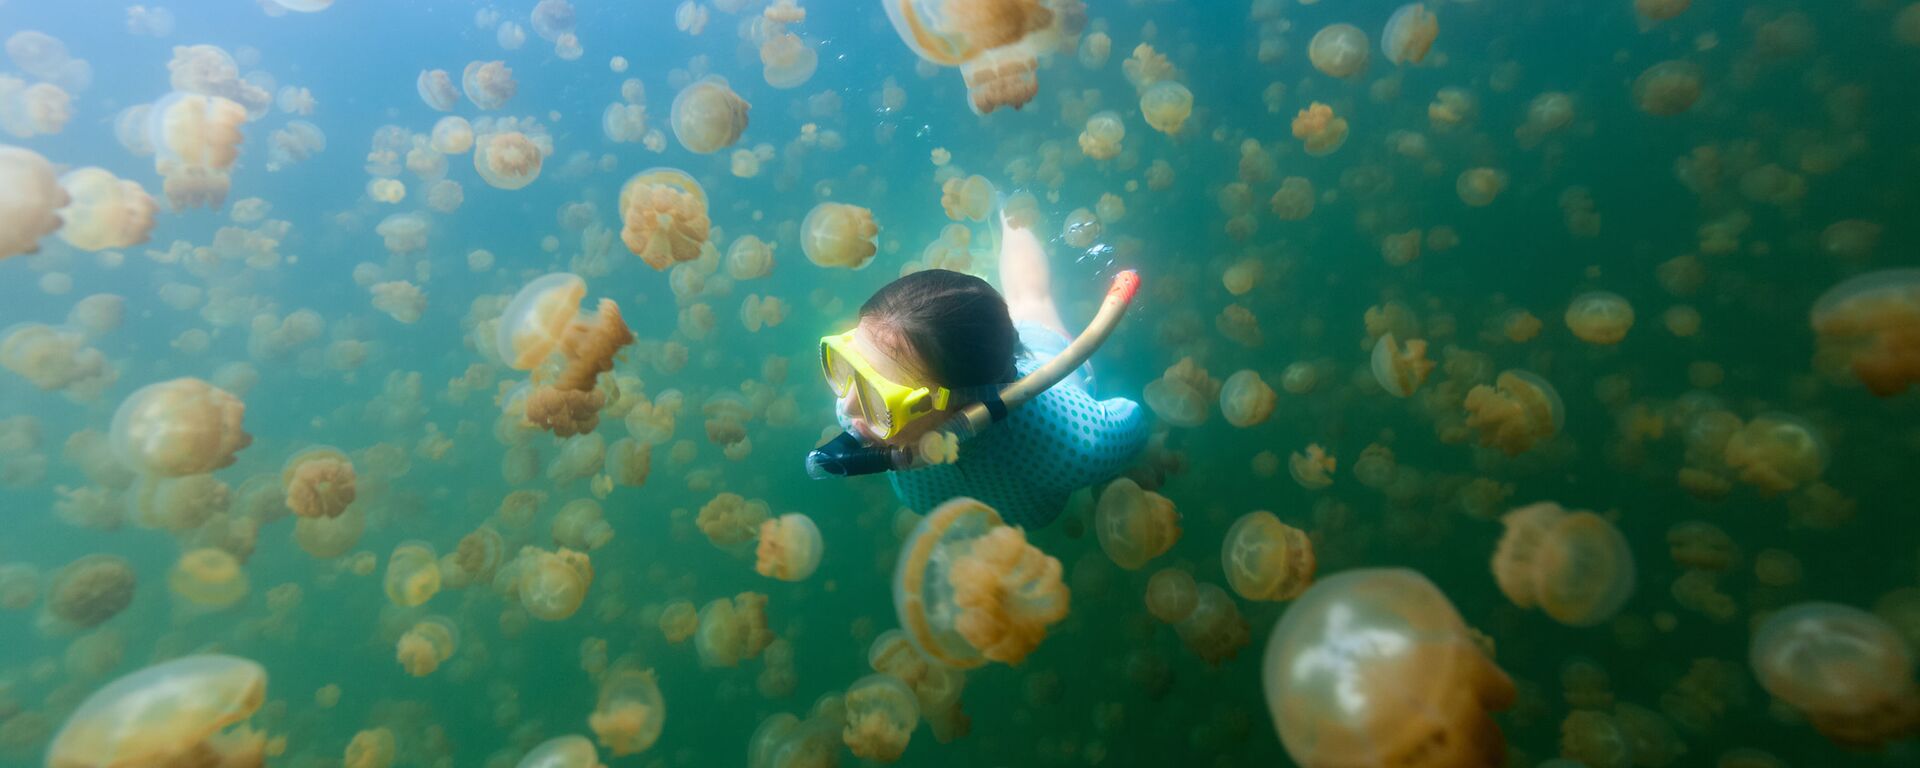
[
  {"left": 669, "top": 76, "right": 749, "bottom": 154},
  {"left": 1490, "top": 502, "right": 1635, "bottom": 627},
  {"left": 474, "top": 130, "right": 545, "bottom": 190},
  {"left": 619, "top": 168, "right": 711, "bottom": 270},
  {"left": 282, "top": 446, "right": 355, "bottom": 519},
  {"left": 589, "top": 666, "right": 665, "bottom": 756},
  {"left": 110, "top": 378, "right": 252, "bottom": 477},
  {"left": 47, "top": 655, "right": 269, "bottom": 768},
  {"left": 55, "top": 167, "right": 157, "bottom": 252},
  {"left": 1750, "top": 602, "right": 1920, "bottom": 747},
  {"left": 760, "top": 32, "right": 819, "bottom": 89},
  {"left": 801, "top": 202, "right": 879, "bottom": 270},
  {"left": 461, "top": 60, "right": 517, "bottom": 110},
  {"left": 1262, "top": 568, "right": 1516, "bottom": 768},
  {"left": 1463, "top": 370, "right": 1563, "bottom": 455},
  {"left": 882, "top": 0, "right": 1086, "bottom": 114},
  {"left": 1371, "top": 333, "right": 1434, "bottom": 397},
  {"left": 1222, "top": 511, "right": 1316, "bottom": 602},
  {"left": 0, "top": 144, "right": 67, "bottom": 260},
  {"left": 1308, "top": 23, "right": 1370, "bottom": 78},
  {"left": 496, "top": 272, "right": 587, "bottom": 370},
  {"left": 169, "top": 547, "right": 249, "bottom": 608},
  {"left": 1381, "top": 4, "right": 1439, "bottom": 65},
  {"left": 843, "top": 673, "right": 920, "bottom": 762},
  {"left": 1139, "top": 81, "right": 1194, "bottom": 135},
  {"left": 1565, "top": 291, "right": 1635, "bottom": 345},
  {"left": 1291, "top": 102, "right": 1348, "bottom": 156},
  {"left": 755, "top": 513, "right": 824, "bottom": 581},
  {"left": 1809, "top": 269, "right": 1920, "bottom": 397},
  {"left": 894, "top": 497, "right": 1069, "bottom": 667},
  {"left": 1093, "top": 477, "right": 1180, "bottom": 570},
  {"left": 517, "top": 546, "right": 592, "bottom": 621},
  {"left": 517, "top": 735, "right": 605, "bottom": 768},
  {"left": 416, "top": 69, "right": 459, "bottom": 111}
]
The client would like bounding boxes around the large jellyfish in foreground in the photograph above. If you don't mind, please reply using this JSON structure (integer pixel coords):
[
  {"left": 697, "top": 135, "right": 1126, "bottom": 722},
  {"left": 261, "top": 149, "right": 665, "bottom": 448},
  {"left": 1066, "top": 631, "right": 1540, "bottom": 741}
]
[
  {"left": 0, "top": 144, "right": 65, "bottom": 260},
  {"left": 47, "top": 654, "right": 271, "bottom": 768},
  {"left": 882, "top": 0, "right": 1087, "bottom": 115},
  {"left": 1262, "top": 568, "right": 1515, "bottom": 768},
  {"left": 110, "top": 378, "right": 252, "bottom": 477},
  {"left": 1750, "top": 602, "right": 1920, "bottom": 748},
  {"left": 894, "top": 497, "right": 1069, "bottom": 667}
]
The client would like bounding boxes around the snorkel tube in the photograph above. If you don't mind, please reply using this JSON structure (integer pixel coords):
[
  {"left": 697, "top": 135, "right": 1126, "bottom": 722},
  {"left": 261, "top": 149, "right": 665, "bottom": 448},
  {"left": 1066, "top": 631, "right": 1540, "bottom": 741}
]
[{"left": 805, "top": 269, "right": 1141, "bottom": 479}]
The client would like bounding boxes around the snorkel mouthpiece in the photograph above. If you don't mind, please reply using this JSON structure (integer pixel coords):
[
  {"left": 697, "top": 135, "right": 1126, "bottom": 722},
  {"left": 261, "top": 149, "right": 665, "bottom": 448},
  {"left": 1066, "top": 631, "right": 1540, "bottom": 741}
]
[{"left": 805, "top": 431, "right": 907, "bottom": 479}]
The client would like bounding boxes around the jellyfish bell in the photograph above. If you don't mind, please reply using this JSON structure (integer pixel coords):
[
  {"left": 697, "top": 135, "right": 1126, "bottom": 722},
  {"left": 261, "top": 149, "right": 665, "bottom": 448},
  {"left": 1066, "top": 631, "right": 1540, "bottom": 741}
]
[
  {"left": 1750, "top": 602, "right": 1920, "bottom": 747},
  {"left": 1262, "top": 568, "right": 1516, "bottom": 768},
  {"left": 1222, "top": 511, "right": 1316, "bottom": 601},
  {"left": 517, "top": 735, "right": 606, "bottom": 768},
  {"left": 55, "top": 168, "right": 157, "bottom": 252},
  {"left": 1139, "top": 81, "right": 1193, "bottom": 135},
  {"left": 894, "top": 497, "right": 1069, "bottom": 668},
  {"left": 1565, "top": 291, "right": 1635, "bottom": 345},
  {"left": 461, "top": 60, "right": 517, "bottom": 110},
  {"left": 1145, "top": 567, "right": 1198, "bottom": 623},
  {"left": 1308, "top": 23, "right": 1370, "bottom": 78},
  {"left": 760, "top": 32, "right": 819, "bottom": 89},
  {"left": 843, "top": 673, "right": 920, "bottom": 762},
  {"left": 755, "top": 513, "right": 824, "bottom": 581},
  {"left": 1370, "top": 333, "right": 1434, "bottom": 397},
  {"left": 1464, "top": 369, "right": 1563, "bottom": 455},
  {"left": 1809, "top": 269, "right": 1920, "bottom": 397},
  {"left": 0, "top": 144, "right": 68, "bottom": 260},
  {"left": 417, "top": 69, "right": 460, "bottom": 111},
  {"left": 1381, "top": 4, "right": 1439, "bottom": 65},
  {"left": 1093, "top": 477, "right": 1180, "bottom": 570},
  {"left": 111, "top": 378, "right": 252, "bottom": 478},
  {"left": 670, "top": 76, "right": 750, "bottom": 154},
  {"left": 800, "top": 202, "right": 878, "bottom": 270},
  {"left": 882, "top": 0, "right": 1085, "bottom": 114},
  {"left": 474, "top": 130, "right": 545, "bottom": 190},
  {"left": 1632, "top": 60, "right": 1702, "bottom": 116},
  {"left": 619, "top": 167, "right": 712, "bottom": 270},
  {"left": 47, "top": 655, "right": 270, "bottom": 768},
  {"left": 1490, "top": 502, "right": 1635, "bottom": 627},
  {"left": 496, "top": 273, "right": 587, "bottom": 370},
  {"left": 169, "top": 547, "right": 249, "bottom": 608},
  {"left": 589, "top": 666, "right": 665, "bottom": 756}
]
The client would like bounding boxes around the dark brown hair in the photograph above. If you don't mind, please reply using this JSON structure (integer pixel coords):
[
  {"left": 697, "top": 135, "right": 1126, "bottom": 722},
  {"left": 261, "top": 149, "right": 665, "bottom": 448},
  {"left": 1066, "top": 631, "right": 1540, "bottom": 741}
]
[{"left": 860, "top": 269, "right": 1020, "bottom": 388}]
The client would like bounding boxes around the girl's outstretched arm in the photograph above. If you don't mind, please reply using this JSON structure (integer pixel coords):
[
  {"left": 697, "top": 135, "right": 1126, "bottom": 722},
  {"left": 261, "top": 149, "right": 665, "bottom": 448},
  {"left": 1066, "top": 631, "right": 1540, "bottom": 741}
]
[{"left": 997, "top": 213, "right": 1069, "bottom": 338}]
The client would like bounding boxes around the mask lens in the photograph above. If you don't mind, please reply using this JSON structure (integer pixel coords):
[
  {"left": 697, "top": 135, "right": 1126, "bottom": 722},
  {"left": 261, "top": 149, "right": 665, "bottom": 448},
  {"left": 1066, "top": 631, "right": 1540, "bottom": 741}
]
[
  {"left": 856, "top": 375, "right": 893, "bottom": 436},
  {"left": 821, "top": 344, "right": 855, "bottom": 397}
]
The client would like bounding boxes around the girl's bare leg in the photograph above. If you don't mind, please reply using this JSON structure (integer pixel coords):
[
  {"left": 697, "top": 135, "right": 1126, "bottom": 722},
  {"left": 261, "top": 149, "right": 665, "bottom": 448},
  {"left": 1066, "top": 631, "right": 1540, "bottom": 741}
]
[{"left": 997, "top": 213, "right": 1069, "bottom": 338}]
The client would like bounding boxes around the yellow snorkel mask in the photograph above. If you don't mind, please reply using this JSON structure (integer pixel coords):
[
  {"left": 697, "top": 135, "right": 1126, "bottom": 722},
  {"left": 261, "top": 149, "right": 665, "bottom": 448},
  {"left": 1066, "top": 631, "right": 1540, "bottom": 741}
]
[{"left": 819, "top": 330, "right": 952, "bottom": 440}]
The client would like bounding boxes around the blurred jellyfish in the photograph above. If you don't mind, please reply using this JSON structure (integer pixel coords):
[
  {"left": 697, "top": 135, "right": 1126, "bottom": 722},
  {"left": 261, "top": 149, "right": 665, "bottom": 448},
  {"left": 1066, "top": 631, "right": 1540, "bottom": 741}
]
[
  {"left": 1060, "top": 207, "right": 1101, "bottom": 249},
  {"left": 385, "top": 541, "right": 442, "bottom": 607},
  {"left": 54, "top": 168, "right": 156, "bottom": 252},
  {"left": 1751, "top": 602, "right": 1920, "bottom": 747},
  {"left": 696, "top": 591, "right": 774, "bottom": 668},
  {"left": 396, "top": 616, "right": 458, "bottom": 676},
  {"left": 473, "top": 130, "right": 546, "bottom": 190},
  {"left": 1222, "top": 511, "right": 1315, "bottom": 601},
  {"left": 882, "top": 0, "right": 1085, "bottom": 114},
  {"left": 344, "top": 728, "right": 394, "bottom": 768},
  {"left": 1722, "top": 414, "right": 1826, "bottom": 495},
  {"left": 1145, "top": 568, "right": 1198, "bottom": 623},
  {"left": 417, "top": 69, "right": 459, "bottom": 111},
  {"left": 462, "top": 60, "right": 517, "bottom": 110},
  {"left": 1291, "top": 102, "right": 1348, "bottom": 156},
  {"left": 42, "top": 555, "right": 136, "bottom": 633},
  {"left": 1175, "top": 581, "right": 1250, "bottom": 665},
  {"left": 1564, "top": 291, "right": 1635, "bottom": 345},
  {"left": 168, "top": 548, "right": 248, "bottom": 609},
  {"left": 1143, "top": 358, "right": 1218, "bottom": 428},
  {"left": 1263, "top": 568, "right": 1515, "bottom": 768},
  {"left": 514, "top": 546, "right": 593, "bottom": 620},
  {"left": 670, "top": 76, "right": 749, "bottom": 154},
  {"left": 1456, "top": 167, "right": 1508, "bottom": 207},
  {"left": 47, "top": 655, "right": 270, "bottom": 768},
  {"left": 1093, "top": 477, "right": 1179, "bottom": 570},
  {"left": 619, "top": 168, "right": 711, "bottom": 270},
  {"left": 843, "top": 674, "right": 919, "bottom": 762},
  {"left": 1308, "top": 23, "right": 1369, "bottom": 78},
  {"left": 430, "top": 116, "right": 474, "bottom": 154},
  {"left": 554, "top": 499, "right": 615, "bottom": 551},
  {"left": 110, "top": 378, "right": 251, "bottom": 477},
  {"left": 894, "top": 497, "right": 1069, "bottom": 667},
  {"left": 698, "top": 492, "right": 771, "bottom": 548},
  {"left": 1491, "top": 502, "right": 1635, "bottom": 627},
  {"left": 517, "top": 735, "right": 604, "bottom": 768},
  {"left": 1219, "top": 370, "right": 1276, "bottom": 427},
  {"left": 760, "top": 32, "right": 819, "bottom": 89},
  {"left": 1270, "top": 176, "right": 1314, "bottom": 220},
  {"left": 1809, "top": 270, "right": 1920, "bottom": 397},
  {"left": 1139, "top": 82, "right": 1193, "bottom": 135},
  {"left": 940, "top": 174, "right": 994, "bottom": 221},
  {"left": 1290, "top": 444, "right": 1336, "bottom": 490},
  {"left": 603, "top": 102, "right": 647, "bottom": 143},
  {"left": 589, "top": 666, "right": 665, "bottom": 756},
  {"left": 1633, "top": 61, "right": 1702, "bottom": 116},
  {"left": 727, "top": 235, "right": 776, "bottom": 279},
  {"left": 146, "top": 92, "right": 247, "bottom": 210},
  {"left": 1371, "top": 333, "right": 1435, "bottom": 397},
  {"left": 1464, "top": 370, "right": 1563, "bottom": 455},
  {"left": 756, "top": 513, "right": 824, "bottom": 581},
  {"left": 1077, "top": 110, "right": 1124, "bottom": 159},
  {"left": 1381, "top": 4, "right": 1438, "bottom": 65},
  {"left": 801, "top": 202, "right": 879, "bottom": 270}
]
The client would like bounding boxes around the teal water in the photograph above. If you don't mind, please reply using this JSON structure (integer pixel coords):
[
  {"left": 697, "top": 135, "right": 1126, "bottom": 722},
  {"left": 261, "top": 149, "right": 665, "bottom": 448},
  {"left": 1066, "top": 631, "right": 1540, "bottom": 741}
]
[{"left": 2, "top": 1, "right": 1919, "bottom": 767}]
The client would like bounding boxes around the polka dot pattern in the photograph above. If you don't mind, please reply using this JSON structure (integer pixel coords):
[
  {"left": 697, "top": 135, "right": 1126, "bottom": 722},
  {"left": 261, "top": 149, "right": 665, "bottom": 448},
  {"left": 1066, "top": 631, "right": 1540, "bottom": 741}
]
[{"left": 890, "top": 324, "right": 1149, "bottom": 528}]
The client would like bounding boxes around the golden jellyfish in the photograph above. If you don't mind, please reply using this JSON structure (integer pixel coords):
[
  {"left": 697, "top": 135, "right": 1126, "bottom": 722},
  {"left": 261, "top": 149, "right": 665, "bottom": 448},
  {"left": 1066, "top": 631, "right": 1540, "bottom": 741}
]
[
  {"left": 282, "top": 446, "right": 355, "bottom": 519},
  {"left": 54, "top": 168, "right": 156, "bottom": 251},
  {"left": 881, "top": 0, "right": 1085, "bottom": 114},
  {"left": 0, "top": 145, "right": 65, "bottom": 260},
  {"left": 1290, "top": 444, "right": 1336, "bottom": 490},
  {"left": 1809, "top": 269, "right": 1920, "bottom": 397},
  {"left": 940, "top": 174, "right": 994, "bottom": 221},
  {"left": 659, "top": 600, "right": 698, "bottom": 643},
  {"left": 727, "top": 235, "right": 775, "bottom": 279},
  {"left": 430, "top": 116, "right": 473, "bottom": 155},
  {"left": 1464, "top": 370, "right": 1563, "bottom": 455},
  {"left": 894, "top": 497, "right": 1069, "bottom": 667},
  {"left": 589, "top": 666, "right": 665, "bottom": 756},
  {"left": 1291, "top": 102, "right": 1348, "bottom": 156},
  {"left": 698, "top": 492, "right": 772, "bottom": 548},
  {"left": 517, "top": 735, "right": 605, "bottom": 768},
  {"left": 1491, "top": 502, "right": 1636, "bottom": 627},
  {"left": 517, "top": 546, "right": 593, "bottom": 620},
  {"left": 47, "top": 655, "right": 270, "bottom": 768},
  {"left": 1723, "top": 413, "right": 1826, "bottom": 495},
  {"left": 473, "top": 130, "right": 544, "bottom": 190},
  {"left": 461, "top": 60, "right": 516, "bottom": 110},
  {"left": 1145, "top": 567, "right": 1199, "bottom": 623},
  {"left": 344, "top": 728, "right": 394, "bottom": 768},
  {"left": 1565, "top": 291, "right": 1635, "bottom": 345},
  {"left": 1220, "top": 370, "right": 1276, "bottom": 427},
  {"left": 670, "top": 76, "right": 749, "bottom": 154},
  {"left": 294, "top": 503, "right": 365, "bottom": 560},
  {"left": 1750, "top": 602, "right": 1920, "bottom": 747},
  {"left": 843, "top": 674, "right": 919, "bottom": 762},
  {"left": 761, "top": 32, "right": 819, "bottom": 89},
  {"left": 1144, "top": 357, "right": 1219, "bottom": 428},
  {"left": 1270, "top": 176, "right": 1315, "bottom": 220},
  {"left": 417, "top": 69, "right": 459, "bottom": 111},
  {"left": 801, "top": 202, "right": 879, "bottom": 270},
  {"left": 169, "top": 548, "right": 248, "bottom": 608},
  {"left": 619, "top": 167, "right": 711, "bottom": 270},
  {"left": 1093, "top": 477, "right": 1180, "bottom": 571},
  {"left": 1456, "top": 167, "right": 1508, "bottom": 206},
  {"left": 1175, "top": 581, "right": 1251, "bottom": 665},
  {"left": 0, "top": 563, "right": 35, "bottom": 610},
  {"left": 1262, "top": 568, "right": 1516, "bottom": 768},
  {"left": 1060, "top": 207, "right": 1101, "bottom": 249},
  {"left": 385, "top": 541, "right": 442, "bottom": 608},
  {"left": 1635, "top": 0, "right": 1691, "bottom": 25},
  {"left": 756, "top": 513, "right": 824, "bottom": 582},
  {"left": 1381, "top": 4, "right": 1438, "bottom": 65},
  {"left": 110, "top": 378, "right": 252, "bottom": 477},
  {"left": 1632, "top": 60, "right": 1702, "bottom": 116},
  {"left": 1222, "top": 511, "right": 1315, "bottom": 602},
  {"left": 1308, "top": 23, "right": 1369, "bottom": 78},
  {"left": 552, "top": 498, "right": 614, "bottom": 551},
  {"left": 1139, "top": 81, "right": 1193, "bottom": 135},
  {"left": 1371, "top": 332, "right": 1435, "bottom": 397},
  {"left": 396, "top": 616, "right": 458, "bottom": 676},
  {"left": 146, "top": 92, "right": 246, "bottom": 210},
  {"left": 696, "top": 592, "right": 775, "bottom": 668},
  {"left": 43, "top": 555, "right": 135, "bottom": 632}
]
